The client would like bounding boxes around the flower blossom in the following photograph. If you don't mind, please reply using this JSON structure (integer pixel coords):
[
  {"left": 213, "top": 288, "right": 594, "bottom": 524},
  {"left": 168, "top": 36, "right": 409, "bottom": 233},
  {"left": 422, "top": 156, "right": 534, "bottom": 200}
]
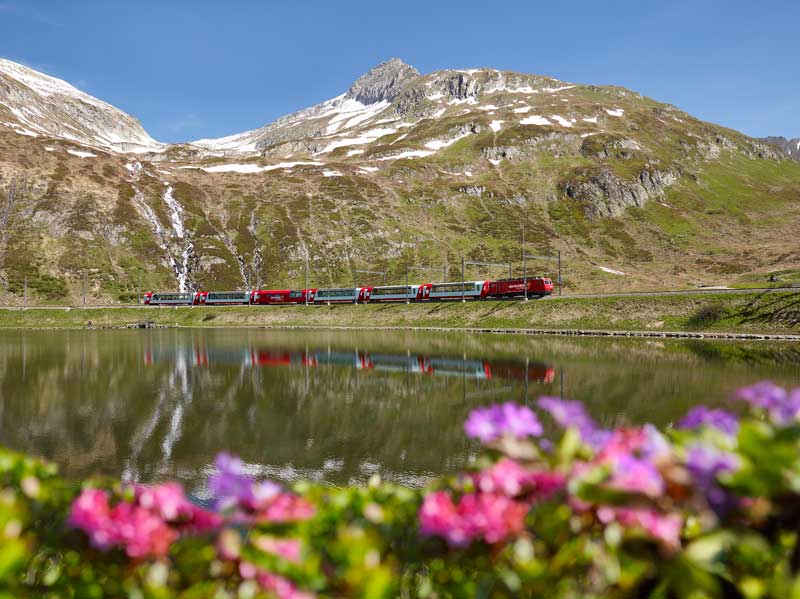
[
  {"left": 597, "top": 506, "right": 683, "bottom": 550},
  {"left": 464, "top": 403, "right": 542, "bottom": 443},
  {"left": 253, "top": 536, "right": 302, "bottom": 563},
  {"left": 240, "top": 561, "right": 316, "bottom": 599},
  {"left": 472, "top": 458, "right": 565, "bottom": 499},
  {"left": 606, "top": 454, "right": 665, "bottom": 498},
  {"left": 679, "top": 407, "right": 739, "bottom": 436},
  {"left": 537, "top": 397, "right": 610, "bottom": 449},
  {"left": 419, "top": 490, "right": 528, "bottom": 547},
  {"left": 69, "top": 483, "right": 219, "bottom": 558},
  {"left": 208, "top": 452, "right": 314, "bottom": 523},
  {"left": 736, "top": 381, "right": 800, "bottom": 425},
  {"left": 685, "top": 443, "right": 740, "bottom": 513}
]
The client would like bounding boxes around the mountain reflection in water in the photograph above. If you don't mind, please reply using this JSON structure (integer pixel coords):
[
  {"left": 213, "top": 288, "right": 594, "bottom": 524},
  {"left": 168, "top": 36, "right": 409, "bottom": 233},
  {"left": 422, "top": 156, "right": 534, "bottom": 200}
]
[{"left": 0, "top": 329, "right": 798, "bottom": 492}]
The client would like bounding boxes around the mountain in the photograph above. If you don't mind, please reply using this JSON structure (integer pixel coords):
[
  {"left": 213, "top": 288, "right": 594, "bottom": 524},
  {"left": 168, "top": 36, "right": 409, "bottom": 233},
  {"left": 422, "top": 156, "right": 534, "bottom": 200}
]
[
  {"left": 0, "top": 58, "right": 163, "bottom": 154},
  {"left": 761, "top": 136, "right": 800, "bottom": 161},
  {"left": 0, "top": 57, "right": 798, "bottom": 303}
]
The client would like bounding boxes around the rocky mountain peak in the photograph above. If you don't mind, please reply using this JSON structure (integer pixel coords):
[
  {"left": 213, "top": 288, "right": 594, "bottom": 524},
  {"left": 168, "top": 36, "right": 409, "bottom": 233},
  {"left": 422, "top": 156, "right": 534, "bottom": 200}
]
[
  {"left": 761, "top": 136, "right": 800, "bottom": 161},
  {"left": 346, "top": 58, "right": 420, "bottom": 105}
]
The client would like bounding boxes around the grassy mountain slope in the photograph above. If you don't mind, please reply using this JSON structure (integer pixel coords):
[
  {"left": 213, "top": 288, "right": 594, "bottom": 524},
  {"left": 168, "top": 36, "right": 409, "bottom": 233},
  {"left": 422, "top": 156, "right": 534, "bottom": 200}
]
[{"left": 0, "top": 62, "right": 798, "bottom": 303}]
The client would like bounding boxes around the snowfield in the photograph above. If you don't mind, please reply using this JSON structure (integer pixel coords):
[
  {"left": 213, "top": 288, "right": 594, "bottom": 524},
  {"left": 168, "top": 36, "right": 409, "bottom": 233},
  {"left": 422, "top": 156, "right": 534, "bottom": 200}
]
[
  {"left": 67, "top": 149, "right": 97, "bottom": 158},
  {"left": 598, "top": 266, "right": 627, "bottom": 276},
  {"left": 520, "top": 115, "right": 551, "bottom": 126},
  {"left": 182, "top": 161, "right": 324, "bottom": 174}
]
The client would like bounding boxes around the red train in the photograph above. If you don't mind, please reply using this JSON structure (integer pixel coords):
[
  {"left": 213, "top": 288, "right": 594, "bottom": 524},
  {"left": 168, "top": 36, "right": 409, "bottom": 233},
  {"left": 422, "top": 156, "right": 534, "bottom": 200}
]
[{"left": 142, "top": 277, "right": 553, "bottom": 306}]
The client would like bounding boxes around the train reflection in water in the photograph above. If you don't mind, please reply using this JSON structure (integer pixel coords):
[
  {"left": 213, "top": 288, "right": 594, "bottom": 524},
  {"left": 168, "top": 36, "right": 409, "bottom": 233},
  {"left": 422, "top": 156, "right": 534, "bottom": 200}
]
[{"left": 143, "top": 345, "right": 556, "bottom": 385}]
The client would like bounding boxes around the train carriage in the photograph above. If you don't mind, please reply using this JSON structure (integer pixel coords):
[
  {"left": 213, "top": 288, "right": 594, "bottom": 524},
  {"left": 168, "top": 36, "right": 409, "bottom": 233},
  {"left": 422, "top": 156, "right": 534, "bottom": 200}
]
[
  {"left": 368, "top": 284, "right": 428, "bottom": 303},
  {"left": 251, "top": 289, "right": 317, "bottom": 305},
  {"left": 144, "top": 292, "right": 197, "bottom": 306},
  {"left": 427, "top": 281, "right": 489, "bottom": 301},
  {"left": 199, "top": 291, "right": 252, "bottom": 305},
  {"left": 313, "top": 287, "right": 372, "bottom": 304},
  {"left": 487, "top": 277, "right": 554, "bottom": 298}
]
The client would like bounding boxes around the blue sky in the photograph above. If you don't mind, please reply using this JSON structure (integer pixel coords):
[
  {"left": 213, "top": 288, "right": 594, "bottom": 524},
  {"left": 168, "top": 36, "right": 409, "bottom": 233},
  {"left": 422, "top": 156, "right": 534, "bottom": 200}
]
[{"left": 1, "top": 0, "right": 797, "bottom": 143}]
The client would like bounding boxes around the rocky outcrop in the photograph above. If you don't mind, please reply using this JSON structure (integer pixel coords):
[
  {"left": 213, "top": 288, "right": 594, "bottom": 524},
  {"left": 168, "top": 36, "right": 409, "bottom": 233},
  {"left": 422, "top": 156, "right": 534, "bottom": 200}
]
[
  {"left": 564, "top": 167, "right": 679, "bottom": 218},
  {"left": 443, "top": 73, "right": 481, "bottom": 101},
  {"left": 758, "top": 136, "right": 798, "bottom": 160},
  {"left": 581, "top": 134, "right": 640, "bottom": 159},
  {"left": 482, "top": 132, "right": 582, "bottom": 161},
  {"left": 458, "top": 185, "right": 487, "bottom": 197},
  {"left": 346, "top": 58, "right": 420, "bottom": 104},
  {"left": 745, "top": 140, "right": 786, "bottom": 161}
]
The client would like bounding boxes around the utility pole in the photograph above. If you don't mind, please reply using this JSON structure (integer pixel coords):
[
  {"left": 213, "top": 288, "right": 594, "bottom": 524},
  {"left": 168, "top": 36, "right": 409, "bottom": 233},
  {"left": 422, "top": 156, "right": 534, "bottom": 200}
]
[
  {"left": 304, "top": 264, "right": 309, "bottom": 307},
  {"left": 353, "top": 267, "right": 357, "bottom": 304},
  {"left": 23, "top": 277, "right": 27, "bottom": 309},
  {"left": 137, "top": 271, "right": 141, "bottom": 305},
  {"left": 461, "top": 257, "right": 465, "bottom": 303},
  {"left": 523, "top": 222, "right": 527, "bottom": 301},
  {"left": 405, "top": 265, "right": 409, "bottom": 304},
  {"left": 557, "top": 250, "right": 562, "bottom": 296},
  {"left": 83, "top": 272, "right": 86, "bottom": 307}
]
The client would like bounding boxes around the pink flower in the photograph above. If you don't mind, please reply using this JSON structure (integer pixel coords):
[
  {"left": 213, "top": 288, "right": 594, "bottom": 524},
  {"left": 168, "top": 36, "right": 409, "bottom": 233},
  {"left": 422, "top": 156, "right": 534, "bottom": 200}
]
[
  {"left": 240, "top": 561, "right": 316, "bottom": 599},
  {"left": 253, "top": 536, "right": 302, "bottom": 563},
  {"left": 419, "top": 491, "right": 465, "bottom": 544},
  {"left": 109, "top": 502, "right": 177, "bottom": 558},
  {"left": 69, "top": 489, "right": 114, "bottom": 549},
  {"left": 473, "top": 458, "right": 565, "bottom": 499},
  {"left": 598, "top": 506, "right": 682, "bottom": 550},
  {"left": 136, "top": 482, "right": 191, "bottom": 521},
  {"left": 419, "top": 490, "right": 528, "bottom": 547},
  {"left": 258, "top": 493, "right": 316, "bottom": 523},
  {"left": 70, "top": 483, "right": 219, "bottom": 559}
]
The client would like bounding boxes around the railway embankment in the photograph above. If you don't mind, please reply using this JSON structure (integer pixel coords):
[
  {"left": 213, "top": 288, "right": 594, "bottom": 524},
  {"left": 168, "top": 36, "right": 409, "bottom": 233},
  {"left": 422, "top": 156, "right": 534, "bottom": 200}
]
[{"left": 0, "top": 290, "right": 798, "bottom": 338}]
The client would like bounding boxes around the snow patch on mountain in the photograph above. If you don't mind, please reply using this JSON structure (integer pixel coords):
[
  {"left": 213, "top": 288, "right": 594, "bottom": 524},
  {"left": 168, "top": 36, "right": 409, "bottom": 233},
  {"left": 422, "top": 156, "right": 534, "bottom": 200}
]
[
  {"left": 67, "top": 149, "right": 96, "bottom": 158},
  {"left": 377, "top": 149, "right": 435, "bottom": 161},
  {"left": 520, "top": 115, "right": 551, "bottom": 126},
  {"left": 550, "top": 115, "right": 574, "bottom": 127},
  {"left": 182, "top": 161, "right": 324, "bottom": 174},
  {"left": 317, "top": 126, "right": 397, "bottom": 154},
  {"left": 598, "top": 266, "right": 627, "bottom": 276},
  {"left": 0, "top": 58, "right": 164, "bottom": 154}
]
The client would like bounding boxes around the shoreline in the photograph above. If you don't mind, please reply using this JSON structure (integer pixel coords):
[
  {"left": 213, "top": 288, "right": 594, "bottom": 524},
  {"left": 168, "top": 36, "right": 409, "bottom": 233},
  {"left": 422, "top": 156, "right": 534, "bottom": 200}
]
[{"left": 0, "top": 290, "right": 796, "bottom": 339}]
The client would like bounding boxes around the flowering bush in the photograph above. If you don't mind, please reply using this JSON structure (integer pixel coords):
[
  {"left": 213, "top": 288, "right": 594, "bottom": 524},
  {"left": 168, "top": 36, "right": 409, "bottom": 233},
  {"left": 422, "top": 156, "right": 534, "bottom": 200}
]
[{"left": 2, "top": 382, "right": 800, "bottom": 597}]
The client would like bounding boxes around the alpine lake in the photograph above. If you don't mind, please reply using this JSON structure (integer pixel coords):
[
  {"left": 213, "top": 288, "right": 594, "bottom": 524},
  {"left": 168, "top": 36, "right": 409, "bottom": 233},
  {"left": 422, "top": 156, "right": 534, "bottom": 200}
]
[{"left": 0, "top": 328, "right": 798, "bottom": 496}]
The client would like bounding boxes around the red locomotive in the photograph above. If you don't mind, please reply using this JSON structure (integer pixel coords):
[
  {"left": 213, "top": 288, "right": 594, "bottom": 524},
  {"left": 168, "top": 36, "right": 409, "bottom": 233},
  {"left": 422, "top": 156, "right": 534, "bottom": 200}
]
[{"left": 487, "top": 277, "right": 553, "bottom": 298}]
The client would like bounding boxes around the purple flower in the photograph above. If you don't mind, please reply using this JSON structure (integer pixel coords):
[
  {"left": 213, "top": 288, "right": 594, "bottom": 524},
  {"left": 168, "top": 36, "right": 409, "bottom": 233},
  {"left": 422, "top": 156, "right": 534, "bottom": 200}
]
[
  {"left": 686, "top": 443, "right": 740, "bottom": 514},
  {"left": 608, "top": 454, "right": 665, "bottom": 498},
  {"left": 464, "top": 405, "right": 503, "bottom": 442},
  {"left": 208, "top": 452, "right": 254, "bottom": 511},
  {"left": 538, "top": 397, "right": 609, "bottom": 449},
  {"left": 464, "top": 403, "right": 542, "bottom": 443},
  {"left": 679, "top": 407, "right": 739, "bottom": 436},
  {"left": 499, "top": 402, "right": 543, "bottom": 438},
  {"left": 736, "top": 382, "right": 800, "bottom": 425}
]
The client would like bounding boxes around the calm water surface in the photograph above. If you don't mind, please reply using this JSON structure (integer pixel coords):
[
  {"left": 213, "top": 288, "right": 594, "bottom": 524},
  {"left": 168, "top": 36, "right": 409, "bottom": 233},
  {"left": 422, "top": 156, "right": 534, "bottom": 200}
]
[{"left": 0, "top": 329, "right": 798, "bottom": 494}]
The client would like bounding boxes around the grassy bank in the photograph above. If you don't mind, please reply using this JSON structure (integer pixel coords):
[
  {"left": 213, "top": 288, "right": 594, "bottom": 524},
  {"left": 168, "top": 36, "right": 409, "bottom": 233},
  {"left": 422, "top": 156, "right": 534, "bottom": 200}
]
[{"left": 0, "top": 291, "right": 797, "bottom": 335}]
